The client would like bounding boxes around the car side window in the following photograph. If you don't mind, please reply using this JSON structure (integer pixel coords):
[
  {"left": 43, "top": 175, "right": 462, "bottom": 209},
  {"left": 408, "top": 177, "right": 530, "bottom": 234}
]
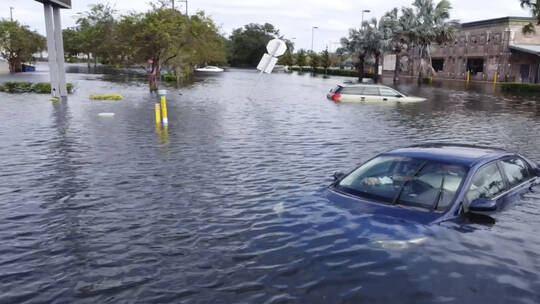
[
  {"left": 500, "top": 157, "right": 531, "bottom": 187},
  {"left": 380, "top": 88, "right": 399, "bottom": 97},
  {"left": 340, "top": 87, "right": 364, "bottom": 95},
  {"left": 466, "top": 163, "right": 506, "bottom": 203},
  {"left": 362, "top": 87, "right": 380, "bottom": 96}
]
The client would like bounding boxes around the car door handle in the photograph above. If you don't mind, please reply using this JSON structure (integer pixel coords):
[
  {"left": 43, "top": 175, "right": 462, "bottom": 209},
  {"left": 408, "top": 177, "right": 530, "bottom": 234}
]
[
  {"left": 383, "top": 98, "right": 388, "bottom": 101},
  {"left": 361, "top": 97, "right": 365, "bottom": 101}
]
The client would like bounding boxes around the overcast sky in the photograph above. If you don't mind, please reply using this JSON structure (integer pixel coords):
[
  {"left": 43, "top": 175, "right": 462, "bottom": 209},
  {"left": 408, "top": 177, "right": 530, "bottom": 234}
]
[{"left": 3, "top": 0, "right": 533, "bottom": 52}]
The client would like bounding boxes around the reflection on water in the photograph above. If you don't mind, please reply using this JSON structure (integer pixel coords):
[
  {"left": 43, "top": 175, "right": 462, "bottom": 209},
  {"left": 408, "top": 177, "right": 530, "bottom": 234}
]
[{"left": 0, "top": 66, "right": 539, "bottom": 303}]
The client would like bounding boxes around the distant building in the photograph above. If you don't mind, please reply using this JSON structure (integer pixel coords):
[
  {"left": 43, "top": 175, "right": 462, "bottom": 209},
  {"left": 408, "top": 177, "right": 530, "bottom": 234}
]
[
  {"left": 385, "top": 17, "right": 540, "bottom": 83},
  {"left": 0, "top": 57, "right": 9, "bottom": 74}
]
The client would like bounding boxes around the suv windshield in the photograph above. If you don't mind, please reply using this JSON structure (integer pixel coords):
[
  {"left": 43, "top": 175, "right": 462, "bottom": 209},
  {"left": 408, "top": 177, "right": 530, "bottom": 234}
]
[{"left": 337, "top": 155, "right": 467, "bottom": 210}]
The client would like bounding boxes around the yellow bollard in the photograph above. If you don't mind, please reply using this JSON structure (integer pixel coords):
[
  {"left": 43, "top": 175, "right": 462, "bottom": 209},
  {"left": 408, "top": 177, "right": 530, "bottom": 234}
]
[
  {"left": 155, "top": 103, "right": 161, "bottom": 125},
  {"left": 466, "top": 71, "right": 470, "bottom": 84},
  {"left": 494, "top": 72, "right": 498, "bottom": 84},
  {"left": 430, "top": 77, "right": 433, "bottom": 84},
  {"left": 158, "top": 90, "right": 168, "bottom": 126}
]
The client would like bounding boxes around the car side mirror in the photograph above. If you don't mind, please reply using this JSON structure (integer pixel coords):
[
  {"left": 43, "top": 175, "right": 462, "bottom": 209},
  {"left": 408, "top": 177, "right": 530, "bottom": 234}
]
[
  {"left": 469, "top": 199, "right": 497, "bottom": 213},
  {"left": 333, "top": 172, "right": 346, "bottom": 182}
]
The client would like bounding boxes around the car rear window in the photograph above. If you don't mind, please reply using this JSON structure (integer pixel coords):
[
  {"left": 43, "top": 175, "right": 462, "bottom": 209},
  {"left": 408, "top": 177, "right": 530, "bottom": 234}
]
[{"left": 330, "top": 85, "right": 342, "bottom": 94}]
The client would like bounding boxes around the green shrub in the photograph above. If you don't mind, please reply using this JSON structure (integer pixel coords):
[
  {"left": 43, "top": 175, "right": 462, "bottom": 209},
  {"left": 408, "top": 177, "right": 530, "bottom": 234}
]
[
  {"left": 32, "top": 82, "right": 51, "bottom": 93},
  {"left": 90, "top": 94, "right": 124, "bottom": 101},
  {"left": 1, "top": 81, "right": 33, "bottom": 93},
  {"left": 162, "top": 74, "right": 177, "bottom": 82},
  {"left": 0, "top": 81, "right": 74, "bottom": 94},
  {"left": 501, "top": 83, "right": 540, "bottom": 95}
]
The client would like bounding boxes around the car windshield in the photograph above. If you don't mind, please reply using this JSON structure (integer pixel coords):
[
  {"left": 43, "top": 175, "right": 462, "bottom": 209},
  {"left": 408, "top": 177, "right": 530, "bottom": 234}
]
[{"left": 337, "top": 155, "right": 467, "bottom": 211}]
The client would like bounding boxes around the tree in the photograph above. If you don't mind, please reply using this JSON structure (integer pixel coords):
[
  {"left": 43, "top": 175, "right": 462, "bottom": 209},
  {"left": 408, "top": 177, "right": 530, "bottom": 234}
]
[
  {"left": 521, "top": 0, "right": 540, "bottom": 34},
  {"left": 320, "top": 47, "right": 331, "bottom": 74},
  {"left": 0, "top": 20, "right": 45, "bottom": 73},
  {"left": 338, "top": 28, "right": 368, "bottom": 80},
  {"left": 277, "top": 39, "right": 295, "bottom": 67},
  {"left": 62, "top": 27, "right": 84, "bottom": 60},
  {"left": 362, "top": 18, "right": 386, "bottom": 83},
  {"left": 76, "top": 4, "right": 117, "bottom": 66},
  {"left": 227, "top": 23, "right": 280, "bottom": 67},
  {"left": 408, "top": 0, "right": 457, "bottom": 81},
  {"left": 379, "top": 8, "right": 415, "bottom": 82},
  {"left": 308, "top": 51, "right": 320, "bottom": 72},
  {"left": 295, "top": 49, "right": 307, "bottom": 71},
  {"left": 117, "top": 8, "right": 191, "bottom": 90},
  {"left": 168, "top": 12, "right": 227, "bottom": 76}
]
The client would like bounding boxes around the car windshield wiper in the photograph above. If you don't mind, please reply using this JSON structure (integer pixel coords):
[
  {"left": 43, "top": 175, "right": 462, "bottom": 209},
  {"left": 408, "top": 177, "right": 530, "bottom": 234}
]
[
  {"left": 432, "top": 173, "right": 446, "bottom": 210},
  {"left": 391, "top": 161, "right": 427, "bottom": 205}
]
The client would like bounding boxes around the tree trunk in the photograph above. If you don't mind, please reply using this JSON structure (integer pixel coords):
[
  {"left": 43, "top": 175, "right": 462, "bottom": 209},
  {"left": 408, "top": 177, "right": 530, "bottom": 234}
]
[
  {"left": 374, "top": 54, "right": 380, "bottom": 84},
  {"left": 8, "top": 57, "right": 22, "bottom": 73},
  {"left": 87, "top": 54, "right": 91, "bottom": 68},
  {"left": 417, "top": 45, "right": 425, "bottom": 84},
  {"left": 149, "top": 58, "right": 160, "bottom": 91},
  {"left": 393, "top": 52, "right": 400, "bottom": 82},
  {"left": 357, "top": 55, "right": 365, "bottom": 81}
]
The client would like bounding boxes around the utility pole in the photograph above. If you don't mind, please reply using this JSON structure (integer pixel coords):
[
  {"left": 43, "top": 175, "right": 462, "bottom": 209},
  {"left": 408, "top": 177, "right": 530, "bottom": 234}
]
[
  {"left": 178, "top": 0, "right": 188, "bottom": 15},
  {"left": 171, "top": 0, "right": 174, "bottom": 11},
  {"left": 361, "top": 9, "right": 370, "bottom": 27},
  {"left": 311, "top": 26, "right": 318, "bottom": 53},
  {"left": 10, "top": 7, "right": 14, "bottom": 21}
]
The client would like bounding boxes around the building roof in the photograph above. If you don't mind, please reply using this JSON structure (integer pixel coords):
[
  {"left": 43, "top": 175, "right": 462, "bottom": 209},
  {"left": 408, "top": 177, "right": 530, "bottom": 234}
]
[
  {"left": 509, "top": 44, "right": 540, "bottom": 56},
  {"left": 461, "top": 16, "right": 535, "bottom": 29},
  {"left": 384, "top": 143, "right": 509, "bottom": 167}
]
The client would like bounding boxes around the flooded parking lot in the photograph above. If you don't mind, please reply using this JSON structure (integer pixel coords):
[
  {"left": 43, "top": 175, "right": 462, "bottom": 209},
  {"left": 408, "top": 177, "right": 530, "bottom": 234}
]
[{"left": 1, "top": 66, "right": 540, "bottom": 303}]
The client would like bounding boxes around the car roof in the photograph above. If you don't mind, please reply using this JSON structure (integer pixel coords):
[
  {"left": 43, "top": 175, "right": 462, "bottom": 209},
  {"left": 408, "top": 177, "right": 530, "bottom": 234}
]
[
  {"left": 382, "top": 143, "right": 511, "bottom": 167},
  {"left": 338, "top": 83, "right": 391, "bottom": 88}
]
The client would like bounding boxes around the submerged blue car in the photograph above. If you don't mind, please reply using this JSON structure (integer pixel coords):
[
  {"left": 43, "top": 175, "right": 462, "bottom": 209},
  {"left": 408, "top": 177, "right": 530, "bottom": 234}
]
[{"left": 328, "top": 144, "right": 540, "bottom": 225}]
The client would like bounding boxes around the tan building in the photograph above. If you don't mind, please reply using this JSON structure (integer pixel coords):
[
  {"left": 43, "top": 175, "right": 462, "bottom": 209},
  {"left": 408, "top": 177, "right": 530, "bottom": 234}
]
[{"left": 387, "top": 17, "right": 540, "bottom": 83}]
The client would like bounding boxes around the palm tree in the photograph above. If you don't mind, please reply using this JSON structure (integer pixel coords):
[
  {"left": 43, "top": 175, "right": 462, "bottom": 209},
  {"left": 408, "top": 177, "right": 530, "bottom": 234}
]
[
  {"left": 362, "top": 18, "right": 386, "bottom": 83},
  {"left": 408, "top": 0, "right": 458, "bottom": 81},
  {"left": 338, "top": 28, "right": 368, "bottom": 81},
  {"left": 520, "top": 0, "right": 540, "bottom": 34},
  {"left": 379, "top": 7, "right": 416, "bottom": 82}
]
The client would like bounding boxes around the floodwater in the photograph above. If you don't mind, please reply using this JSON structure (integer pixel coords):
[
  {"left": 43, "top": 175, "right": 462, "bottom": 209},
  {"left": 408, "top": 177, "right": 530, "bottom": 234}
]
[{"left": 1, "top": 64, "right": 540, "bottom": 303}]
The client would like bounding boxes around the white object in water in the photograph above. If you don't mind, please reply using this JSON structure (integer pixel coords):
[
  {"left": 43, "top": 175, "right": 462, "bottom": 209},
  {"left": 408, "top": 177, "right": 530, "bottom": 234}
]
[
  {"left": 195, "top": 66, "right": 224, "bottom": 73},
  {"left": 372, "top": 237, "right": 429, "bottom": 249},
  {"left": 273, "top": 202, "right": 285, "bottom": 215},
  {"left": 98, "top": 112, "right": 115, "bottom": 117}
]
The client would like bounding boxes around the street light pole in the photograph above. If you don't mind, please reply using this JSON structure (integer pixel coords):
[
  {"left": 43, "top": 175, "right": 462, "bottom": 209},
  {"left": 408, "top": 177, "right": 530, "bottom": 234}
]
[
  {"left": 10, "top": 7, "right": 14, "bottom": 22},
  {"left": 311, "top": 26, "right": 318, "bottom": 53},
  {"left": 361, "top": 9, "right": 371, "bottom": 27}
]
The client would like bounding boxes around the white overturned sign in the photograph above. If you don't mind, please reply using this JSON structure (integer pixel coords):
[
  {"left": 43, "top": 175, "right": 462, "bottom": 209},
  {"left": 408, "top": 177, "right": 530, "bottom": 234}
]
[{"left": 256, "top": 39, "right": 287, "bottom": 74}]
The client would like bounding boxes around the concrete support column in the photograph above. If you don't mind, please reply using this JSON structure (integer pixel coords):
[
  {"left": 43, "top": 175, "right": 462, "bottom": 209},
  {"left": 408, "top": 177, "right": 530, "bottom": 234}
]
[
  {"left": 53, "top": 7, "right": 67, "bottom": 97},
  {"left": 43, "top": 3, "right": 60, "bottom": 98}
]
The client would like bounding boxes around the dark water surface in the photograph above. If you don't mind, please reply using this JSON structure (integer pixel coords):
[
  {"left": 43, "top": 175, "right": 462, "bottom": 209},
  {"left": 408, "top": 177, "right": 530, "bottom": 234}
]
[{"left": 1, "top": 66, "right": 540, "bottom": 303}]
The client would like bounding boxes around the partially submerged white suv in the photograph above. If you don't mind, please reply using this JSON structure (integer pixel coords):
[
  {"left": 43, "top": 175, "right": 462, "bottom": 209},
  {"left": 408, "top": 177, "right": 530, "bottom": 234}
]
[{"left": 327, "top": 84, "right": 426, "bottom": 103}]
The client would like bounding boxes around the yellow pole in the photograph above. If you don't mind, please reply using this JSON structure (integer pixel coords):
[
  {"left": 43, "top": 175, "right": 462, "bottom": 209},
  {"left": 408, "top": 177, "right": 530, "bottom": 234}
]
[
  {"left": 466, "top": 71, "right": 470, "bottom": 84},
  {"left": 155, "top": 103, "right": 161, "bottom": 125},
  {"left": 430, "top": 77, "right": 433, "bottom": 84},
  {"left": 158, "top": 90, "right": 168, "bottom": 126},
  {"left": 494, "top": 72, "right": 498, "bottom": 84}
]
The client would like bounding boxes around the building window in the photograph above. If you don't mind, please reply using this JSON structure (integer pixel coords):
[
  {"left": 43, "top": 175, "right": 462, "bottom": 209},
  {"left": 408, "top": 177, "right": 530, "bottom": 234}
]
[
  {"left": 432, "top": 59, "right": 444, "bottom": 72},
  {"left": 467, "top": 58, "right": 484, "bottom": 74}
]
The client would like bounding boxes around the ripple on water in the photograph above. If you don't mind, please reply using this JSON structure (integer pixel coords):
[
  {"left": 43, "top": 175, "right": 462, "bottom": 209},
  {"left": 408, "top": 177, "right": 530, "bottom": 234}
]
[{"left": 0, "top": 68, "right": 540, "bottom": 303}]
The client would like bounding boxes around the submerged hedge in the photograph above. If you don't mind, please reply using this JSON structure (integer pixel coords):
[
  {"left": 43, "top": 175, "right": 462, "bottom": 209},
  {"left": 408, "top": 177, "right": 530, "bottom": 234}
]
[
  {"left": 501, "top": 83, "right": 540, "bottom": 95},
  {"left": 289, "top": 66, "right": 374, "bottom": 78},
  {"left": 0, "top": 82, "right": 74, "bottom": 94}
]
